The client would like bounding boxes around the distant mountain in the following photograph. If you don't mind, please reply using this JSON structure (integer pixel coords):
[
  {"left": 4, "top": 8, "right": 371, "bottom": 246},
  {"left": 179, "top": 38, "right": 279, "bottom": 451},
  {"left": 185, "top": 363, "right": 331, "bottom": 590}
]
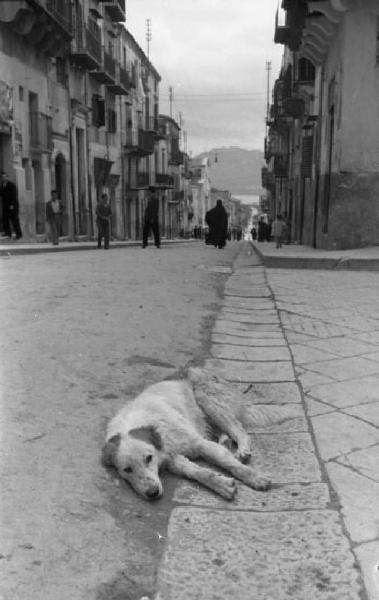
[{"left": 193, "top": 147, "right": 264, "bottom": 195}]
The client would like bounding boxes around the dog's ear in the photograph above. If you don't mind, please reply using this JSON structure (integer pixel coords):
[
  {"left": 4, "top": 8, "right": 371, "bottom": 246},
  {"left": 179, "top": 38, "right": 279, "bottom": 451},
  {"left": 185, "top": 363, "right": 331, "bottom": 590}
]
[
  {"left": 129, "top": 426, "right": 162, "bottom": 450},
  {"left": 102, "top": 433, "right": 121, "bottom": 467}
]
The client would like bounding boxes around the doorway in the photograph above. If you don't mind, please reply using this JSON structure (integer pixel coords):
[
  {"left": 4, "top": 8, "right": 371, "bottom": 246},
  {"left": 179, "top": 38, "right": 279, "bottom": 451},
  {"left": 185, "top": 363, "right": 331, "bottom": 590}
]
[{"left": 54, "top": 153, "right": 67, "bottom": 235}]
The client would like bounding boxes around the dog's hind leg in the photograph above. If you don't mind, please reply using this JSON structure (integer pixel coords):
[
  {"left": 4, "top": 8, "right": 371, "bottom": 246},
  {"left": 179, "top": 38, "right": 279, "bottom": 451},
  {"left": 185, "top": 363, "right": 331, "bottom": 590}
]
[
  {"left": 169, "top": 455, "right": 236, "bottom": 500},
  {"left": 197, "top": 439, "right": 271, "bottom": 491},
  {"left": 194, "top": 390, "right": 251, "bottom": 463}
]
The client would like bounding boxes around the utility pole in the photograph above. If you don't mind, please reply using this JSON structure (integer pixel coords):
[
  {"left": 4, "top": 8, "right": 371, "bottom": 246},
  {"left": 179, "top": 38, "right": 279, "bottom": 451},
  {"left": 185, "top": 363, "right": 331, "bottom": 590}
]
[
  {"left": 183, "top": 130, "right": 187, "bottom": 154},
  {"left": 179, "top": 111, "right": 183, "bottom": 146},
  {"left": 169, "top": 86, "right": 173, "bottom": 118},
  {"left": 265, "top": 60, "right": 272, "bottom": 135},
  {"left": 146, "top": 19, "right": 152, "bottom": 59}
]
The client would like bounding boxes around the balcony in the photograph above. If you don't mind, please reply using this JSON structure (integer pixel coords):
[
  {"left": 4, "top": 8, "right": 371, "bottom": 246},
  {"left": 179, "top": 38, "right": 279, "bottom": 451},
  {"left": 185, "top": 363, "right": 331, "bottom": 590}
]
[
  {"left": 0, "top": 0, "right": 72, "bottom": 56},
  {"left": 169, "top": 150, "right": 184, "bottom": 166},
  {"left": 146, "top": 116, "right": 159, "bottom": 132},
  {"left": 155, "top": 173, "right": 174, "bottom": 189},
  {"left": 70, "top": 22, "right": 101, "bottom": 71},
  {"left": 30, "top": 112, "right": 52, "bottom": 152},
  {"left": 99, "top": 0, "right": 126, "bottom": 22},
  {"left": 45, "top": 0, "right": 71, "bottom": 35},
  {"left": 90, "top": 50, "right": 116, "bottom": 85},
  {"left": 124, "top": 129, "right": 155, "bottom": 157},
  {"left": 129, "top": 172, "right": 150, "bottom": 190},
  {"left": 282, "top": 96, "right": 305, "bottom": 119},
  {"left": 108, "top": 65, "right": 133, "bottom": 95}
]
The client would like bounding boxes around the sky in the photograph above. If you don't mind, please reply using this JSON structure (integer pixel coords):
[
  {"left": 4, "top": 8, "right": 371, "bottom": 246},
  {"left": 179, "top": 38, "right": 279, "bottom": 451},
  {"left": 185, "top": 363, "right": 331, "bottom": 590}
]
[{"left": 125, "top": 0, "right": 283, "bottom": 156}]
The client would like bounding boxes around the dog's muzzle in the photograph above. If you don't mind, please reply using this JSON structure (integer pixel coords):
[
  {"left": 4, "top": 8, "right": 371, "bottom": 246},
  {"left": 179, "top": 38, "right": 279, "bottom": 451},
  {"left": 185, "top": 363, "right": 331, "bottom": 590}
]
[{"left": 145, "top": 486, "right": 161, "bottom": 500}]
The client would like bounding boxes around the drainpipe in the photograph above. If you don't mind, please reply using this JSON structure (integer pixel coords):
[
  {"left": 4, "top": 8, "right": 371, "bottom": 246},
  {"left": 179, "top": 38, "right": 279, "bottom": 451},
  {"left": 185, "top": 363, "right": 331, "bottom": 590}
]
[
  {"left": 84, "top": 73, "right": 94, "bottom": 239},
  {"left": 312, "top": 65, "right": 325, "bottom": 248},
  {"left": 119, "top": 94, "right": 125, "bottom": 238},
  {"left": 67, "top": 73, "right": 77, "bottom": 240}
]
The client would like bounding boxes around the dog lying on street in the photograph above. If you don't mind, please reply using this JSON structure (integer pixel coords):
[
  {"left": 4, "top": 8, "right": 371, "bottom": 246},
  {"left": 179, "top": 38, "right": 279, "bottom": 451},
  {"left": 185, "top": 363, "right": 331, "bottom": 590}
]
[{"left": 102, "top": 367, "right": 271, "bottom": 500}]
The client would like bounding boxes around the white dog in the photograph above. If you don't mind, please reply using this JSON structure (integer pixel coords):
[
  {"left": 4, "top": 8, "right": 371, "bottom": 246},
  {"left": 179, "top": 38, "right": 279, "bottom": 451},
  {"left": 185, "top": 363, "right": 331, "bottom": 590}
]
[{"left": 102, "top": 368, "right": 271, "bottom": 500}]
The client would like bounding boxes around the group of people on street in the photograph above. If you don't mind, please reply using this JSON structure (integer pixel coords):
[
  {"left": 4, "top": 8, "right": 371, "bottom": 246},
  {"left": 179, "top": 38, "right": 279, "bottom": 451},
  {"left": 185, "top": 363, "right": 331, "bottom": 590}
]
[
  {"left": 0, "top": 177, "right": 237, "bottom": 251},
  {"left": 252, "top": 213, "right": 290, "bottom": 248}
]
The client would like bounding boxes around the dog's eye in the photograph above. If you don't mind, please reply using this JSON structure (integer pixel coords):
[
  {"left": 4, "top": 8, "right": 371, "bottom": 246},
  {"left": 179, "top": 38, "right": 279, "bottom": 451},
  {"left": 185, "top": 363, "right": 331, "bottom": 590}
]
[
  {"left": 123, "top": 466, "right": 133, "bottom": 474},
  {"left": 145, "top": 454, "right": 153, "bottom": 465}
]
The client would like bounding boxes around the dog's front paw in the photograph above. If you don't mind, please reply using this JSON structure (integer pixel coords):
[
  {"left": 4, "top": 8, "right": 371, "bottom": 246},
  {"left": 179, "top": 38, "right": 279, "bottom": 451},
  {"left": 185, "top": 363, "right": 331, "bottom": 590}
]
[
  {"left": 215, "top": 475, "right": 237, "bottom": 500},
  {"left": 251, "top": 473, "right": 271, "bottom": 491},
  {"left": 235, "top": 446, "right": 252, "bottom": 464}
]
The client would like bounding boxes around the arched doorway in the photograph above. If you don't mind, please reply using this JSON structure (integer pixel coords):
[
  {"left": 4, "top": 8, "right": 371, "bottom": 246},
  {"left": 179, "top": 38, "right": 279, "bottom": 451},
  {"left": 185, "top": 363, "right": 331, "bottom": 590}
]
[{"left": 54, "top": 153, "right": 68, "bottom": 236}]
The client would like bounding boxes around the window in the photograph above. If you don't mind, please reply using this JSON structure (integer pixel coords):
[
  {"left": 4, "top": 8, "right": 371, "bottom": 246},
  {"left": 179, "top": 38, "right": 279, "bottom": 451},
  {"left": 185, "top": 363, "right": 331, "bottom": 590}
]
[
  {"left": 56, "top": 57, "right": 67, "bottom": 86},
  {"left": 19, "top": 86, "right": 24, "bottom": 101},
  {"left": 298, "top": 58, "right": 315, "bottom": 82},
  {"left": 92, "top": 95, "right": 105, "bottom": 127},
  {"left": 108, "top": 109, "right": 117, "bottom": 133}
]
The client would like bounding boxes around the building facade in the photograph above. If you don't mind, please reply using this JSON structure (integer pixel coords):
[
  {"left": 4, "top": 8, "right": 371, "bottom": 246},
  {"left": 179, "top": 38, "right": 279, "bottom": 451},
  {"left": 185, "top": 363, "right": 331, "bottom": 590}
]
[
  {"left": 263, "top": 0, "right": 379, "bottom": 249},
  {"left": 0, "top": 0, "right": 188, "bottom": 243}
]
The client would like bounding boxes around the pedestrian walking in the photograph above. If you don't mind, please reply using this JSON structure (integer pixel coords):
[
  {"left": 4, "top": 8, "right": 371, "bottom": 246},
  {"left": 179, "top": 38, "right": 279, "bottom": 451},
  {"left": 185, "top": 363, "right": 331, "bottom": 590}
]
[
  {"left": 204, "top": 199, "right": 228, "bottom": 249},
  {"left": 251, "top": 226, "right": 257, "bottom": 241},
  {"left": 46, "top": 190, "right": 63, "bottom": 245},
  {"left": 272, "top": 213, "right": 286, "bottom": 248},
  {"left": 142, "top": 187, "right": 160, "bottom": 248},
  {"left": 96, "top": 193, "right": 112, "bottom": 249},
  {"left": 0, "top": 171, "right": 22, "bottom": 240},
  {"left": 257, "top": 217, "right": 266, "bottom": 242}
]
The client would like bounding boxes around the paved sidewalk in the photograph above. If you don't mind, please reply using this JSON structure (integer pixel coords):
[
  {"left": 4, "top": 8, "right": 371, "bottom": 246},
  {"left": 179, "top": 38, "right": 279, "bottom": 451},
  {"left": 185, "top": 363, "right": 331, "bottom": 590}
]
[
  {"left": 154, "top": 242, "right": 378, "bottom": 600},
  {"left": 252, "top": 240, "right": 379, "bottom": 270},
  {"left": 0, "top": 237, "right": 197, "bottom": 256}
]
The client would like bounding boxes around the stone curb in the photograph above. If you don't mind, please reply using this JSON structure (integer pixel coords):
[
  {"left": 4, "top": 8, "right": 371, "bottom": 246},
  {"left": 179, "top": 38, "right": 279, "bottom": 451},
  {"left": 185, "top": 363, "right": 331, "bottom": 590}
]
[
  {"left": 0, "top": 238, "right": 197, "bottom": 256},
  {"left": 252, "top": 242, "right": 379, "bottom": 271}
]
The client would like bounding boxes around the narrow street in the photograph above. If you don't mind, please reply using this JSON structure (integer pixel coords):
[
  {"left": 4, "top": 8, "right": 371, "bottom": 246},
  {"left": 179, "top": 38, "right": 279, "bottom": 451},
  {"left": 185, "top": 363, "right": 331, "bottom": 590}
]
[
  {"left": 1, "top": 241, "right": 379, "bottom": 600},
  {"left": 0, "top": 241, "right": 240, "bottom": 600}
]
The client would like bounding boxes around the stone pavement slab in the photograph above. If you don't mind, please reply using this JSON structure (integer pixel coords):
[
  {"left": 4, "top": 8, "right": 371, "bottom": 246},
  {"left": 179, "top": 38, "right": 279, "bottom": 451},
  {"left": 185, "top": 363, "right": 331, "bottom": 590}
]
[
  {"left": 311, "top": 412, "right": 379, "bottom": 460},
  {"left": 250, "top": 433, "right": 322, "bottom": 483},
  {"left": 211, "top": 344, "right": 291, "bottom": 362},
  {"left": 156, "top": 509, "right": 362, "bottom": 600},
  {"left": 213, "top": 321, "right": 281, "bottom": 335},
  {"left": 236, "top": 381, "right": 302, "bottom": 404},
  {"left": 173, "top": 481, "right": 330, "bottom": 511},
  {"left": 355, "top": 541, "right": 379, "bottom": 600},
  {"left": 211, "top": 332, "right": 287, "bottom": 346},
  {"left": 218, "top": 309, "right": 279, "bottom": 322},
  {"left": 326, "top": 462, "right": 379, "bottom": 544},
  {"left": 204, "top": 357, "right": 295, "bottom": 382}
]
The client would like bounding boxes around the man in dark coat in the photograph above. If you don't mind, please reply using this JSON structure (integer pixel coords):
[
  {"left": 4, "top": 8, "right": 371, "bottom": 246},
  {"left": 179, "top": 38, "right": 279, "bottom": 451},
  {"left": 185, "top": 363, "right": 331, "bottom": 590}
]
[
  {"left": 142, "top": 186, "right": 160, "bottom": 248},
  {"left": 205, "top": 199, "right": 228, "bottom": 249},
  {"left": 96, "top": 193, "right": 112, "bottom": 249},
  {"left": 257, "top": 217, "right": 266, "bottom": 242},
  {"left": 0, "top": 171, "right": 22, "bottom": 239}
]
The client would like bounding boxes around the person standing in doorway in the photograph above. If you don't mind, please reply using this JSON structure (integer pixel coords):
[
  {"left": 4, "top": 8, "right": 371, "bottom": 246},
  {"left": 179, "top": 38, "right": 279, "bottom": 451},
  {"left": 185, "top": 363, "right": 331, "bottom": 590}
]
[
  {"left": 96, "top": 193, "right": 112, "bottom": 249},
  {"left": 0, "top": 171, "right": 22, "bottom": 240},
  {"left": 46, "top": 189, "right": 63, "bottom": 245},
  {"left": 142, "top": 186, "right": 160, "bottom": 248}
]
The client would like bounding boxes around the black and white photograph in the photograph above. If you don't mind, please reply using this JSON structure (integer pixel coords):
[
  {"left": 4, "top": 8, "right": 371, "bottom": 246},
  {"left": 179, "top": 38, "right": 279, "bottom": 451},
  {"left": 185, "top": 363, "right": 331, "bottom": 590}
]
[{"left": 0, "top": 1, "right": 378, "bottom": 599}]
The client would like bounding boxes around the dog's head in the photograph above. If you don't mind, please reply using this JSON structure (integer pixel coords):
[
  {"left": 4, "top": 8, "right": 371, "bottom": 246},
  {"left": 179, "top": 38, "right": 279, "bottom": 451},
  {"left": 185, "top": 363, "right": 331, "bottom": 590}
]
[{"left": 102, "top": 426, "right": 163, "bottom": 500}]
